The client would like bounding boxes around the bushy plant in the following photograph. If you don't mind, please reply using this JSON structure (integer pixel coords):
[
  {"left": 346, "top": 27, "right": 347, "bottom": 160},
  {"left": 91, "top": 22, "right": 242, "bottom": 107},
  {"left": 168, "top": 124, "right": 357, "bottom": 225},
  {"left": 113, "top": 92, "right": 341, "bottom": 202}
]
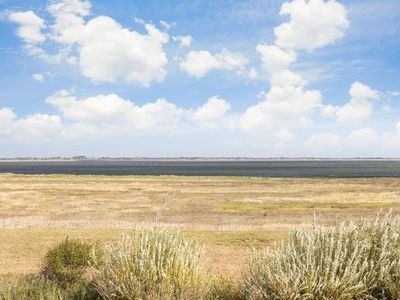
[
  {"left": 42, "top": 238, "right": 93, "bottom": 287},
  {"left": 0, "top": 276, "right": 67, "bottom": 300},
  {"left": 0, "top": 275, "right": 100, "bottom": 300},
  {"left": 91, "top": 229, "right": 212, "bottom": 300},
  {"left": 244, "top": 212, "right": 400, "bottom": 300}
]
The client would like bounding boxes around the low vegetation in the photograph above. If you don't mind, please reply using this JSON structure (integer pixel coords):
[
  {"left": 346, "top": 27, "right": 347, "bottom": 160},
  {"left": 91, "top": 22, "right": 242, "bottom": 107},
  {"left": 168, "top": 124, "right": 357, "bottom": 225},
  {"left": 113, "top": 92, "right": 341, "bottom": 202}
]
[
  {"left": 2, "top": 174, "right": 400, "bottom": 276},
  {"left": 244, "top": 212, "right": 400, "bottom": 299},
  {"left": 2, "top": 213, "right": 400, "bottom": 299},
  {"left": 0, "top": 276, "right": 73, "bottom": 300},
  {"left": 42, "top": 238, "right": 93, "bottom": 287},
  {"left": 91, "top": 229, "right": 213, "bottom": 300}
]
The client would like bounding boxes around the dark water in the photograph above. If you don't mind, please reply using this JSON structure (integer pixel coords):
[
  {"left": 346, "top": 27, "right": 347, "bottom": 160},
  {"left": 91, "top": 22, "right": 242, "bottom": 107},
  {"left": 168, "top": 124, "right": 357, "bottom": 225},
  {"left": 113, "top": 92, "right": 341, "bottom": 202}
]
[{"left": 0, "top": 160, "right": 400, "bottom": 178}]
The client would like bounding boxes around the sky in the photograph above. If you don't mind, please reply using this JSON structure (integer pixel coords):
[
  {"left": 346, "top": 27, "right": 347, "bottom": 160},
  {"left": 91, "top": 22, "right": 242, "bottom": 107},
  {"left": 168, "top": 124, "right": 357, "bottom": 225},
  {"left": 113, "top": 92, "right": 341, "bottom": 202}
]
[{"left": 0, "top": 0, "right": 399, "bottom": 158}]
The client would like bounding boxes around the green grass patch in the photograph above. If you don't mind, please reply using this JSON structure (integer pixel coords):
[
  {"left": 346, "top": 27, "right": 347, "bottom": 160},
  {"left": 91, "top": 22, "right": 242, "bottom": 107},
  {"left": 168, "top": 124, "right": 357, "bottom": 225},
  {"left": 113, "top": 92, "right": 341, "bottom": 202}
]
[
  {"left": 184, "top": 230, "right": 287, "bottom": 247},
  {"left": 218, "top": 201, "right": 399, "bottom": 212}
]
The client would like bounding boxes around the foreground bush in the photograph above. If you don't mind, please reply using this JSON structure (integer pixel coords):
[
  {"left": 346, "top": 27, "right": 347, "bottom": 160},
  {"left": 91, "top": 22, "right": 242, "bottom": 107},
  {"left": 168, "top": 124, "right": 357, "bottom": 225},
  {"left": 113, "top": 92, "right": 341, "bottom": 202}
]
[
  {"left": 0, "top": 276, "right": 68, "bottom": 300},
  {"left": 42, "top": 238, "right": 93, "bottom": 288},
  {"left": 91, "top": 229, "right": 212, "bottom": 300},
  {"left": 244, "top": 212, "right": 400, "bottom": 299}
]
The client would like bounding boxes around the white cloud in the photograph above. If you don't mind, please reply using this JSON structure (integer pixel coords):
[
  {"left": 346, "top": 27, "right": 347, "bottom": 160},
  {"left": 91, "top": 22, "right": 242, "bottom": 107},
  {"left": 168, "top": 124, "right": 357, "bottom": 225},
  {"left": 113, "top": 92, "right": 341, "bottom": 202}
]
[
  {"left": 274, "top": 129, "right": 293, "bottom": 141},
  {"left": 172, "top": 35, "right": 192, "bottom": 48},
  {"left": 179, "top": 51, "right": 219, "bottom": 78},
  {"left": 345, "top": 128, "right": 381, "bottom": 156},
  {"left": 275, "top": 0, "right": 349, "bottom": 51},
  {"left": 305, "top": 133, "right": 342, "bottom": 155},
  {"left": 270, "top": 70, "right": 305, "bottom": 87},
  {"left": 322, "top": 82, "right": 379, "bottom": 123},
  {"left": 160, "top": 20, "right": 172, "bottom": 30},
  {"left": 10, "top": 0, "right": 169, "bottom": 86},
  {"left": 0, "top": 108, "right": 16, "bottom": 136},
  {"left": 257, "top": 44, "right": 296, "bottom": 74},
  {"left": 216, "top": 49, "right": 248, "bottom": 71},
  {"left": 8, "top": 11, "right": 46, "bottom": 44},
  {"left": 180, "top": 49, "right": 248, "bottom": 78},
  {"left": 47, "top": 0, "right": 91, "bottom": 44},
  {"left": 320, "top": 104, "right": 337, "bottom": 118},
  {"left": 77, "top": 17, "right": 169, "bottom": 86},
  {"left": 346, "top": 128, "right": 379, "bottom": 145},
  {"left": 349, "top": 81, "right": 379, "bottom": 99},
  {"left": 243, "top": 0, "right": 351, "bottom": 135},
  {"left": 46, "top": 90, "right": 183, "bottom": 133},
  {"left": 191, "top": 96, "right": 231, "bottom": 128},
  {"left": 245, "top": 68, "right": 258, "bottom": 79},
  {"left": 46, "top": 91, "right": 232, "bottom": 134},
  {"left": 32, "top": 73, "right": 45, "bottom": 82},
  {"left": 13, "top": 114, "right": 63, "bottom": 138},
  {"left": 241, "top": 85, "right": 322, "bottom": 130}
]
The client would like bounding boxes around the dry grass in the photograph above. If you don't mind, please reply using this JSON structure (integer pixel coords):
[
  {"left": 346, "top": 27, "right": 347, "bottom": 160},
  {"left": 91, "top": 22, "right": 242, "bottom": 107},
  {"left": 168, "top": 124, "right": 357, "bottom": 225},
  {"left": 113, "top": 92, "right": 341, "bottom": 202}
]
[{"left": 0, "top": 174, "right": 399, "bottom": 277}]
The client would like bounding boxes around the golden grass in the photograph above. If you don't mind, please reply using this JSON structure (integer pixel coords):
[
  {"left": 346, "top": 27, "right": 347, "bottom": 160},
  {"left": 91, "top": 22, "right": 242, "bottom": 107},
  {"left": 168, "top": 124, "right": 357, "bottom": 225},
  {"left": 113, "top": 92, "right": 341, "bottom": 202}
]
[{"left": 0, "top": 174, "right": 399, "bottom": 276}]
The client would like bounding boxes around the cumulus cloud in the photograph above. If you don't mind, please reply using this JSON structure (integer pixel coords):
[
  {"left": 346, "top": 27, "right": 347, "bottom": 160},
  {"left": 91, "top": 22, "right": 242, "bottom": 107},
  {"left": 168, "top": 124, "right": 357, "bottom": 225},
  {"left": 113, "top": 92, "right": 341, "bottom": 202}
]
[
  {"left": 275, "top": 0, "right": 349, "bottom": 51},
  {"left": 46, "top": 91, "right": 235, "bottom": 134},
  {"left": 46, "top": 90, "right": 183, "bottom": 133},
  {"left": 305, "top": 132, "right": 342, "bottom": 151},
  {"left": 180, "top": 49, "right": 248, "bottom": 78},
  {"left": 172, "top": 35, "right": 192, "bottom": 48},
  {"left": 241, "top": 85, "right": 322, "bottom": 130},
  {"left": 190, "top": 96, "right": 231, "bottom": 128},
  {"left": 274, "top": 129, "right": 294, "bottom": 141},
  {"left": 0, "top": 108, "right": 16, "bottom": 136},
  {"left": 346, "top": 127, "right": 379, "bottom": 145},
  {"left": 10, "top": 0, "right": 170, "bottom": 86},
  {"left": 8, "top": 11, "right": 46, "bottom": 44},
  {"left": 257, "top": 44, "right": 296, "bottom": 74},
  {"left": 47, "top": 0, "right": 91, "bottom": 44},
  {"left": 245, "top": 1, "right": 350, "bottom": 131},
  {"left": 344, "top": 128, "right": 383, "bottom": 156},
  {"left": 322, "top": 82, "right": 379, "bottom": 123},
  {"left": 13, "top": 114, "right": 63, "bottom": 138},
  {"left": 0, "top": 90, "right": 228, "bottom": 141},
  {"left": 77, "top": 17, "right": 169, "bottom": 85}
]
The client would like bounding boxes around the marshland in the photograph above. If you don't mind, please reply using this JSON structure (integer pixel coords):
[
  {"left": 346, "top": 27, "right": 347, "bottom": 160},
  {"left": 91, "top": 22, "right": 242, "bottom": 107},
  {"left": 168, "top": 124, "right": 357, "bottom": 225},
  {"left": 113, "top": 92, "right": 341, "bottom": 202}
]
[{"left": 1, "top": 173, "right": 400, "bottom": 299}]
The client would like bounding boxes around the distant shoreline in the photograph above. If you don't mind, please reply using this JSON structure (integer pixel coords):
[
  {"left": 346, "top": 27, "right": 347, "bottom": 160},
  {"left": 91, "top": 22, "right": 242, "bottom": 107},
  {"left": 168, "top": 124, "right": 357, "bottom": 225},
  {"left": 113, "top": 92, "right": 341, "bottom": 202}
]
[{"left": 1, "top": 157, "right": 400, "bottom": 162}]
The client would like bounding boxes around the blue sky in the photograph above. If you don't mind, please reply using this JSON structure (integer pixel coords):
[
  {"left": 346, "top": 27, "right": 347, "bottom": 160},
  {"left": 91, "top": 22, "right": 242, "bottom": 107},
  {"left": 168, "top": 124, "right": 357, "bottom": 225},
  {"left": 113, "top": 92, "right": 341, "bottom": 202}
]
[{"left": 0, "top": 0, "right": 399, "bottom": 157}]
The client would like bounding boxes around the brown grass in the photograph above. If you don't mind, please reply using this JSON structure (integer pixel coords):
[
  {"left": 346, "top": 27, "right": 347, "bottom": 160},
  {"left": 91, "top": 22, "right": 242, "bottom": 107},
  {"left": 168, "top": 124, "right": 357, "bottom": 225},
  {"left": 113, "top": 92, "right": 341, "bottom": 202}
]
[{"left": 0, "top": 174, "right": 399, "bottom": 276}]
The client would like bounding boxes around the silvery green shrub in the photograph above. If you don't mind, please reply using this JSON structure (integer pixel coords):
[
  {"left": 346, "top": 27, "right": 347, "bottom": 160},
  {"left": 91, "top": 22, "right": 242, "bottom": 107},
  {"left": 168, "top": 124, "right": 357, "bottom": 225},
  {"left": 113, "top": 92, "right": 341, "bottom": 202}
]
[
  {"left": 244, "top": 212, "right": 400, "bottom": 299},
  {"left": 91, "top": 229, "right": 212, "bottom": 300}
]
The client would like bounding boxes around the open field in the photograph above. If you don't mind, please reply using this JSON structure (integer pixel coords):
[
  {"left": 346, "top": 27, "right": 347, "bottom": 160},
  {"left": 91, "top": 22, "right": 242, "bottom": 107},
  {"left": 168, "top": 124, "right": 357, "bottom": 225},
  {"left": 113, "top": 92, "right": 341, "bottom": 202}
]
[{"left": 1, "top": 174, "right": 400, "bottom": 276}]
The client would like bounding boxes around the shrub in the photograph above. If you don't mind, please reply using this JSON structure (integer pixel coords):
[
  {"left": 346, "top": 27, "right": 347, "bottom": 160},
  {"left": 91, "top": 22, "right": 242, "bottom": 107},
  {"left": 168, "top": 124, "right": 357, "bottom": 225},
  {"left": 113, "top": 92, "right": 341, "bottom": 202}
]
[
  {"left": 42, "top": 238, "right": 93, "bottom": 287},
  {"left": 0, "top": 276, "right": 68, "bottom": 300},
  {"left": 244, "top": 212, "right": 400, "bottom": 299},
  {"left": 0, "top": 275, "right": 100, "bottom": 300},
  {"left": 91, "top": 229, "right": 212, "bottom": 300}
]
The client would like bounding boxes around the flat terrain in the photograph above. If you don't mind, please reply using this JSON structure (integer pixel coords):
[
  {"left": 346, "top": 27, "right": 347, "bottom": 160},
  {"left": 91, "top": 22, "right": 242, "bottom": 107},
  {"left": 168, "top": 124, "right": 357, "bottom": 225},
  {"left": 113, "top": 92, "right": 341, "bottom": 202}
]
[{"left": 0, "top": 174, "right": 399, "bottom": 276}]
